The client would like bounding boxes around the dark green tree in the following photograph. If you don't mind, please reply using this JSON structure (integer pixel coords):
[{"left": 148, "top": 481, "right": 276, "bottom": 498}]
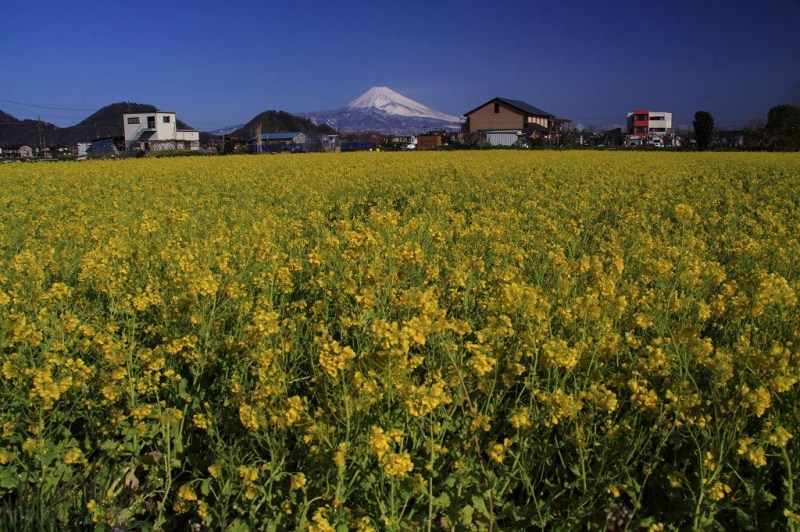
[
  {"left": 693, "top": 111, "right": 714, "bottom": 150},
  {"left": 765, "top": 104, "right": 800, "bottom": 149}
]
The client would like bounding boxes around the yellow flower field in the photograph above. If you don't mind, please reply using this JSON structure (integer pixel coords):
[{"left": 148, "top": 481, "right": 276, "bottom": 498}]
[{"left": 1, "top": 151, "right": 799, "bottom": 529}]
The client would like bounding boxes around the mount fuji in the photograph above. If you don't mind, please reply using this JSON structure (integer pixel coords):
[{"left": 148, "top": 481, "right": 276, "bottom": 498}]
[{"left": 304, "top": 87, "right": 462, "bottom": 135}]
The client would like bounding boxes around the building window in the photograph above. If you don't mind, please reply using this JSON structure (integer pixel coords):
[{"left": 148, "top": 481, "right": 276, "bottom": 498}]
[
  {"left": 163, "top": 116, "right": 171, "bottom": 123},
  {"left": 650, "top": 116, "right": 665, "bottom": 121},
  {"left": 127, "top": 117, "right": 140, "bottom": 124},
  {"left": 494, "top": 102, "right": 500, "bottom": 113},
  {"left": 635, "top": 114, "right": 648, "bottom": 121}
]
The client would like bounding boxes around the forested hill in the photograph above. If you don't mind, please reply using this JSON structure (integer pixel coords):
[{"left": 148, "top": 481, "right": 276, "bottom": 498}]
[{"left": 0, "top": 102, "right": 195, "bottom": 148}]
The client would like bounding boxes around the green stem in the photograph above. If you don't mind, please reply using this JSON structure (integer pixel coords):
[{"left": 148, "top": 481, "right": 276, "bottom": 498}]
[
  {"left": 783, "top": 446, "right": 796, "bottom": 532},
  {"left": 427, "top": 417, "right": 435, "bottom": 532}
]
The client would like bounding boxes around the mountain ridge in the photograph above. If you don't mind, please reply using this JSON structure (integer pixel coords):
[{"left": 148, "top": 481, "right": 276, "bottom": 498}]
[
  {"left": 304, "top": 87, "right": 462, "bottom": 135},
  {"left": 345, "top": 87, "right": 461, "bottom": 122},
  {"left": 1, "top": 87, "right": 464, "bottom": 147},
  {"left": 226, "top": 110, "right": 335, "bottom": 140},
  {"left": 0, "top": 102, "right": 195, "bottom": 148}
]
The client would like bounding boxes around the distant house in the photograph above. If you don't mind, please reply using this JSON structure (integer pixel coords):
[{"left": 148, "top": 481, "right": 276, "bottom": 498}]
[
  {"left": 304, "top": 134, "right": 341, "bottom": 153},
  {"left": 83, "top": 137, "right": 121, "bottom": 156},
  {"left": 19, "top": 145, "right": 33, "bottom": 157},
  {"left": 464, "top": 97, "right": 570, "bottom": 146},
  {"left": 626, "top": 110, "right": 673, "bottom": 145},
  {"left": 416, "top": 133, "right": 445, "bottom": 150},
  {"left": 341, "top": 141, "right": 375, "bottom": 152},
  {"left": 249, "top": 132, "right": 307, "bottom": 153},
  {"left": 123, "top": 111, "right": 200, "bottom": 151}
]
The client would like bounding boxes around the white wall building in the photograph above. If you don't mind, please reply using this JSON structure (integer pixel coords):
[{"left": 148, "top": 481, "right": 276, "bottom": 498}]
[
  {"left": 627, "top": 110, "right": 673, "bottom": 145},
  {"left": 123, "top": 111, "right": 200, "bottom": 151}
]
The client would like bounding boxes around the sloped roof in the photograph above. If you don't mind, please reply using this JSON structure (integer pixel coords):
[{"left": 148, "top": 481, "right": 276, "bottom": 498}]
[
  {"left": 464, "top": 97, "right": 554, "bottom": 118},
  {"left": 524, "top": 123, "right": 550, "bottom": 134},
  {"left": 255, "top": 132, "right": 303, "bottom": 141}
]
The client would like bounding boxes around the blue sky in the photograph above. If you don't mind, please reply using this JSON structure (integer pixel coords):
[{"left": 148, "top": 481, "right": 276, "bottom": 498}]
[{"left": 2, "top": 0, "right": 799, "bottom": 130}]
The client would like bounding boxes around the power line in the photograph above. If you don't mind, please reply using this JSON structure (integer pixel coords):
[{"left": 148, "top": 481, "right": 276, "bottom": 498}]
[{"left": 0, "top": 97, "right": 97, "bottom": 112}]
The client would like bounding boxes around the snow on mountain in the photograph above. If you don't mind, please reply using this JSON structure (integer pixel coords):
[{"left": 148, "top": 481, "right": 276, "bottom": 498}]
[
  {"left": 345, "top": 87, "right": 461, "bottom": 123},
  {"left": 205, "top": 123, "right": 245, "bottom": 136},
  {"left": 304, "top": 87, "right": 462, "bottom": 134}
]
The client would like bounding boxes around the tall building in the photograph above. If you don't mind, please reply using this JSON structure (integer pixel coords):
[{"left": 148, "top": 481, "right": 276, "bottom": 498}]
[{"left": 627, "top": 110, "right": 673, "bottom": 139}]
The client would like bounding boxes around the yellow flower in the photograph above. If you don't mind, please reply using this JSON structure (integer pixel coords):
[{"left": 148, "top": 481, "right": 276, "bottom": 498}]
[
  {"left": 585, "top": 384, "right": 618, "bottom": 413},
  {"left": 237, "top": 465, "right": 259, "bottom": 483},
  {"left": 177, "top": 483, "right": 198, "bottom": 501},
  {"left": 193, "top": 413, "right": 211, "bottom": 430},
  {"left": 766, "top": 426, "right": 793, "bottom": 447},
  {"left": 709, "top": 481, "right": 732, "bottom": 501},
  {"left": 369, "top": 426, "right": 392, "bottom": 458},
  {"left": 308, "top": 508, "right": 335, "bottom": 532},
  {"left": 470, "top": 412, "right": 492, "bottom": 433},
  {"left": 318, "top": 340, "right": 356, "bottom": 379},
  {"left": 22, "top": 438, "right": 38, "bottom": 457},
  {"left": 508, "top": 406, "right": 532, "bottom": 429},
  {"left": 541, "top": 338, "right": 579, "bottom": 370},
  {"left": 667, "top": 472, "right": 683, "bottom": 489},
  {"left": 403, "top": 379, "right": 451, "bottom": 417},
  {"left": 64, "top": 447, "right": 83, "bottom": 465},
  {"left": 278, "top": 395, "right": 307, "bottom": 426},
  {"left": 486, "top": 441, "right": 506, "bottom": 464},
  {"left": 281, "top": 500, "right": 293, "bottom": 515},
  {"left": 290, "top": 472, "right": 307, "bottom": 491},
  {"left": 239, "top": 404, "right": 261, "bottom": 431},
  {"left": 381, "top": 451, "right": 414, "bottom": 478},
  {"left": 334, "top": 443, "right": 347, "bottom": 469},
  {"left": 738, "top": 438, "right": 767, "bottom": 468},
  {"left": 785, "top": 508, "right": 800, "bottom": 524},
  {"left": 466, "top": 352, "right": 497, "bottom": 377}
]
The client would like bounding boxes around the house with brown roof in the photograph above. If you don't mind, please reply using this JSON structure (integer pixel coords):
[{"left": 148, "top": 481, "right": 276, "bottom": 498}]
[{"left": 464, "top": 97, "right": 570, "bottom": 146}]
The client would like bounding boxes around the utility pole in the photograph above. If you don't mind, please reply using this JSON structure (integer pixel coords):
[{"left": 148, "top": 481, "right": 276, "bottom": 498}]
[{"left": 254, "top": 123, "right": 262, "bottom": 154}]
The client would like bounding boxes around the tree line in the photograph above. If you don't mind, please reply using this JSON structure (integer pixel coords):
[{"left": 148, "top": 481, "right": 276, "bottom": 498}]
[{"left": 694, "top": 104, "right": 800, "bottom": 150}]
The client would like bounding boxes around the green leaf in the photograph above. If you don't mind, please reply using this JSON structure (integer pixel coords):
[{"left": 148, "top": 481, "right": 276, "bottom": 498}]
[
  {"left": 178, "top": 378, "right": 189, "bottom": 400},
  {"left": 637, "top": 516, "right": 655, "bottom": 527},
  {"left": 173, "top": 435, "right": 184, "bottom": 455},
  {"left": 0, "top": 470, "right": 19, "bottom": 489},
  {"left": 436, "top": 492, "right": 451, "bottom": 509},
  {"left": 459, "top": 504, "right": 474, "bottom": 526},
  {"left": 472, "top": 495, "right": 491, "bottom": 519}
]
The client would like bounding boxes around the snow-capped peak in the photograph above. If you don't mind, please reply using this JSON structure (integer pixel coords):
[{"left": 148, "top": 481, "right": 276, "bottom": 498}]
[{"left": 346, "top": 87, "right": 460, "bottom": 123}]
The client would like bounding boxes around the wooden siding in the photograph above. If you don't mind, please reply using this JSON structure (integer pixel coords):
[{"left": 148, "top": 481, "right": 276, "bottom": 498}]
[
  {"left": 467, "top": 102, "right": 525, "bottom": 132},
  {"left": 416, "top": 135, "right": 443, "bottom": 150}
]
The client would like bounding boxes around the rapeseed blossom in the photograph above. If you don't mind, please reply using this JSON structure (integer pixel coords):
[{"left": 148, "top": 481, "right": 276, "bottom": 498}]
[{"left": 1, "top": 152, "right": 799, "bottom": 529}]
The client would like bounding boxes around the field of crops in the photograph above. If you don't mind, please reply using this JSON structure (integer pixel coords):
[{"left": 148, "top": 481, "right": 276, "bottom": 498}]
[{"left": 1, "top": 151, "right": 799, "bottom": 530}]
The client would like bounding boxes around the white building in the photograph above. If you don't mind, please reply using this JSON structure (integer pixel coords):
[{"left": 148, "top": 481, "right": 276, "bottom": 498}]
[
  {"left": 123, "top": 111, "right": 200, "bottom": 151},
  {"left": 627, "top": 110, "right": 673, "bottom": 145}
]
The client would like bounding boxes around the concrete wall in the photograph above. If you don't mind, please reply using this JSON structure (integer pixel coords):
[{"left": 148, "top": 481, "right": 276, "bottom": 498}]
[{"left": 123, "top": 112, "right": 178, "bottom": 142}]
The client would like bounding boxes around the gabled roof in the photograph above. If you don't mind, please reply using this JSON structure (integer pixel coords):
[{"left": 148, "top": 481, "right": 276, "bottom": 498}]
[{"left": 464, "top": 97, "right": 554, "bottom": 118}]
